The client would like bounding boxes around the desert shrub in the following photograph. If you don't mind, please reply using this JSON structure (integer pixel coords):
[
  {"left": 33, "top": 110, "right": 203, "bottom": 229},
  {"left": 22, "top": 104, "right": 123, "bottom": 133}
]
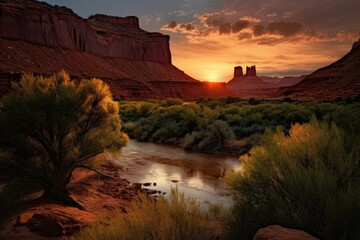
[
  {"left": 197, "top": 120, "right": 235, "bottom": 151},
  {"left": 226, "top": 118, "right": 360, "bottom": 240},
  {"left": 120, "top": 99, "right": 358, "bottom": 153},
  {"left": 248, "top": 98, "right": 261, "bottom": 105},
  {"left": 72, "top": 189, "right": 218, "bottom": 240},
  {"left": 160, "top": 98, "right": 183, "bottom": 106},
  {"left": 0, "top": 72, "right": 128, "bottom": 205}
]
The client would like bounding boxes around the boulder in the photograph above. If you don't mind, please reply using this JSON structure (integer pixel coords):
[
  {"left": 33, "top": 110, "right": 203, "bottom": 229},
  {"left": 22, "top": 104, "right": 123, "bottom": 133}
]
[
  {"left": 252, "top": 225, "right": 319, "bottom": 240},
  {"left": 27, "top": 213, "right": 66, "bottom": 237},
  {"left": 15, "top": 212, "right": 34, "bottom": 226}
]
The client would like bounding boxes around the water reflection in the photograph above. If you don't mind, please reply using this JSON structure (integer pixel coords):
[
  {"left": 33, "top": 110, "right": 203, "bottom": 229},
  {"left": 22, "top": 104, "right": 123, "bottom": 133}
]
[{"left": 110, "top": 140, "right": 240, "bottom": 208}]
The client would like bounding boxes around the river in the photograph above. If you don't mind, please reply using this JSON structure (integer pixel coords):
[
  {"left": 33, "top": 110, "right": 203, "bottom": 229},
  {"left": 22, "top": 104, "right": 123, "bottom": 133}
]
[{"left": 110, "top": 140, "right": 240, "bottom": 209}]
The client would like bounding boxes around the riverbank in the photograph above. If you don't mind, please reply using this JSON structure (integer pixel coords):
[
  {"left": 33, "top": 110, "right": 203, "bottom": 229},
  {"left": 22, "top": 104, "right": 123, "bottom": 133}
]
[{"left": 0, "top": 161, "right": 140, "bottom": 239}]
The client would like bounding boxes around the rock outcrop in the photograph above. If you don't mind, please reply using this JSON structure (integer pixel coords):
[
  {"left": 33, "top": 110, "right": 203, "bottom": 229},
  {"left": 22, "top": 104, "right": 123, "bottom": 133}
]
[
  {"left": 246, "top": 65, "right": 257, "bottom": 76},
  {"left": 0, "top": 0, "right": 232, "bottom": 99},
  {"left": 282, "top": 39, "right": 360, "bottom": 100},
  {"left": 0, "top": 0, "right": 170, "bottom": 63},
  {"left": 261, "top": 76, "right": 305, "bottom": 87},
  {"left": 227, "top": 66, "right": 280, "bottom": 98},
  {"left": 253, "top": 225, "right": 319, "bottom": 240}
]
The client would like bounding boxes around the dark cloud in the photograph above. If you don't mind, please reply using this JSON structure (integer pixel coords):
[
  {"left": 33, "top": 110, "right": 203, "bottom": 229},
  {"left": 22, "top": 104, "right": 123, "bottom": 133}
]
[
  {"left": 267, "top": 21, "right": 304, "bottom": 36},
  {"left": 161, "top": 20, "right": 195, "bottom": 33},
  {"left": 166, "top": 20, "right": 178, "bottom": 29},
  {"left": 251, "top": 21, "right": 305, "bottom": 38},
  {"left": 201, "top": 14, "right": 250, "bottom": 35},
  {"left": 180, "top": 23, "right": 195, "bottom": 31},
  {"left": 232, "top": 20, "right": 250, "bottom": 33},
  {"left": 253, "top": 25, "right": 266, "bottom": 36},
  {"left": 218, "top": 0, "right": 360, "bottom": 37},
  {"left": 219, "top": 22, "right": 231, "bottom": 35}
]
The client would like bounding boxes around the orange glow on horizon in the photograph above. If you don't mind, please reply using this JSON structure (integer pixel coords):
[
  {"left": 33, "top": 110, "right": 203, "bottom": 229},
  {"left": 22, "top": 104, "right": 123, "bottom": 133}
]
[{"left": 169, "top": 32, "right": 352, "bottom": 82}]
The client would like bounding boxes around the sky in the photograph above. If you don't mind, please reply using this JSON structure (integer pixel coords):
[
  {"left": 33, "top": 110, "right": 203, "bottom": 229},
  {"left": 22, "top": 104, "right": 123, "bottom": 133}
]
[{"left": 43, "top": 0, "right": 360, "bottom": 82}]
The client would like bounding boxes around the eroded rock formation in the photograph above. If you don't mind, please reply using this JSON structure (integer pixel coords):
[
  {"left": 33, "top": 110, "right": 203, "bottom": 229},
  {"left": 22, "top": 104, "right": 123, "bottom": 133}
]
[
  {"left": 282, "top": 39, "right": 360, "bottom": 100},
  {"left": 246, "top": 65, "right": 256, "bottom": 76},
  {"left": 227, "top": 65, "right": 279, "bottom": 98},
  {"left": 227, "top": 64, "right": 308, "bottom": 98},
  {"left": 0, "top": 0, "right": 232, "bottom": 99}
]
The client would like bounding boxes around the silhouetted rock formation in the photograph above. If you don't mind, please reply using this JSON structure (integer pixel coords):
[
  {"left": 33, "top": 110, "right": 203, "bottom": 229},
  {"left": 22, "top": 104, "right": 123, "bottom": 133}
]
[
  {"left": 282, "top": 39, "right": 360, "bottom": 100},
  {"left": 246, "top": 65, "right": 256, "bottom": 76},
  {"left": 0, "top": 0, "right": 232, "bottom": 99},
  {"left": 227, "top": 65, "right": 279, "bottom": 97},
  {"left": 234, "top": 66, "right": 244, "bottom": 77}
]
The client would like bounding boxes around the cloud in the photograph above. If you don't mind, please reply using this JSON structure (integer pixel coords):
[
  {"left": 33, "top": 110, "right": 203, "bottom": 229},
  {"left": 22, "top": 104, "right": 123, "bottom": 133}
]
[
  {"left": 267, "top": 21, "right": 304, "bottom": 37},
  {"left": 253, "top": 25, "right": 266, "bottom": 36},
  {"left": 166, "top": 20, "right": 178, "bottom": 29},
  {"left": 336, "top": 31, "right": 360, "bottom": 42},
  {"left": 161, "top": 0, "right": 359, "bottom": 47},
  {"left": 161, "top": 20, "right": 196, "bottom": 33},
  {"left": 180, "top": 23, "right": 195, "bottom": 31}
]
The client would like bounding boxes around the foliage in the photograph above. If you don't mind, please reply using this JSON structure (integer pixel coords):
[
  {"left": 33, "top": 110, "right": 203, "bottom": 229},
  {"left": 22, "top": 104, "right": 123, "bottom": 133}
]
[
  {"left": 72, "top": 188, "right": 219, "bottom": 240},
  {"left": 226, "top": 118, "right": 360, "bottom": 240},
  {"left": 120, "top": 98, "right": 358, "bottom": 153},
  {"left": 0, "top": 72, "right": 128, "bottom": 203}
]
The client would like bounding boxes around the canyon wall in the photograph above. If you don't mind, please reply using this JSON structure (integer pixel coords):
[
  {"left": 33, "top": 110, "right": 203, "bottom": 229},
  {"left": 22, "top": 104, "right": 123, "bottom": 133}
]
[
  {"left": 0, "top": 0, "right": 231, "bottom": 99},
  {"left": 0, "top": 0, "right": 171, "bottom": 63},
  {"left": 281, "top": 40, "right": 360, "bottom": 100}
]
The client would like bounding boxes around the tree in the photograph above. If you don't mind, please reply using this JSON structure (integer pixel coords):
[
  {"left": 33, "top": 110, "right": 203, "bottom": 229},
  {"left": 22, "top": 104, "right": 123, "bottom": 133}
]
[{"left": 0, "top": 71, "right": 128, "bottom": 206}]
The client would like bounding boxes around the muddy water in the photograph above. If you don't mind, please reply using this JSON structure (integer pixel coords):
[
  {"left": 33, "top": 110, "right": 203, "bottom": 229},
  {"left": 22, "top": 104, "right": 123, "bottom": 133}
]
[{"left": 112, "top": 140, "right": 240, "bottom": 208}]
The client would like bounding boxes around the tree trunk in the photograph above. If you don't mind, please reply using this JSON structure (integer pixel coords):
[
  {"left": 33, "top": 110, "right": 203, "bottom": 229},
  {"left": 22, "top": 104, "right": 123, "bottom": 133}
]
[{"left": 43, "top": 167, "right": 84, "bottom": 210}]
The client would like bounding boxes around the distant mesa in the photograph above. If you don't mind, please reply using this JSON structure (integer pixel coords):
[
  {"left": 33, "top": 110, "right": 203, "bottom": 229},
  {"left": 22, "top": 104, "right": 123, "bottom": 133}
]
[
  {"left": 234, "top": 65, "right": 256, "bottom": 77},
  {"left": 0, "top": 0, "right": 232, "bottom": 100},
  {"left": 226, "top": 65, "right": 304, "bottom": 98},
  {"left": 226, "top": 65, "right": 278, "bottom": 98}
]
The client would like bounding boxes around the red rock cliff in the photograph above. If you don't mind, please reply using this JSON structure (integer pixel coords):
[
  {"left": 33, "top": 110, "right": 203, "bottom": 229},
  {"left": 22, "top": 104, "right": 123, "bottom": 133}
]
[
  {"left": 0, "top": 0, "right": 171, "bottom": 64},
  {"left": 0, "top": 0, "right": 232, "bottom": 99},
  {"left": 281, "top": 40, "right": 360, "bottom": 100}
]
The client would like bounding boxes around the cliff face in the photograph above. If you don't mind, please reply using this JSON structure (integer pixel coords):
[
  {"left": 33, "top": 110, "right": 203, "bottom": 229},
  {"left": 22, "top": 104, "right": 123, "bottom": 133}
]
[
  {"left": 0, "top": 0, "right": 171, "bottom": 63},
  {"left": 282, "top": 40, "right": 360, "bottom": 100},
  {"left": 0, "top": 0, "right": 231, "bottom": 99}
]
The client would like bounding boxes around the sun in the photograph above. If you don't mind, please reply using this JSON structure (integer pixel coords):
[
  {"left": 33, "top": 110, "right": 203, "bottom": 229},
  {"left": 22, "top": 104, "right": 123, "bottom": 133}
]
[{"left": 205, "top": 71, "right": 222, "bottom": 82}]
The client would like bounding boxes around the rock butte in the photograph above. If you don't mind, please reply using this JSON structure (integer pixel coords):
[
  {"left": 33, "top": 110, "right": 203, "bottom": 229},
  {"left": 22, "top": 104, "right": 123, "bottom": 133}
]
[
  {"left": 227, "top": 40, "right": 360, "bottom": 100},
  {"left": 227, "top": 65, "right": 307, "bottom": 98},
  {"left": 227, "top": 65, "right": 281, "bottom": 98},
  {"left": 0, "top": 0, "right": 232, "bottom": 99}
]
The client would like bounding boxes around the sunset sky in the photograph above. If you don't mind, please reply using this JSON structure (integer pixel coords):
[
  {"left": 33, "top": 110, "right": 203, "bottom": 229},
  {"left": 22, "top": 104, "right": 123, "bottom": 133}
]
[{"left": 43, "top": 0, "right": 360, "bottom": 82}]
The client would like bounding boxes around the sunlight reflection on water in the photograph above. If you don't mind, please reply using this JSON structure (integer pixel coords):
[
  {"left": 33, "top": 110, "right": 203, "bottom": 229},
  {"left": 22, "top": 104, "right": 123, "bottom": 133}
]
[{"left": 110, "top": 139, "right": 241, "bottom": 209}]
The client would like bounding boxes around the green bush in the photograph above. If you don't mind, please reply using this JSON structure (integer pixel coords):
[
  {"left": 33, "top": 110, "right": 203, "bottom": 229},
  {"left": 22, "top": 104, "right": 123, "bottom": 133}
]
[
  {"left": 0, "top": 72, "right": 128, "bottom": 205},
  {"left": 72, "top": 188, "right": 218, "bottom": 240},
  {"left": 120, "top": 99, "right": 359, "bottom": 153},
  {"left": 226, "top": 118, "right": 360, "bottom": 240}
]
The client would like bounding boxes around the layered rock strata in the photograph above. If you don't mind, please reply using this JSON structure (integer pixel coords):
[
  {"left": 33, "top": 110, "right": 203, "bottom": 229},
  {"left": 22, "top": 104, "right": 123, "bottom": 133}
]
[
  {"left": 0, "top": 0, "right": 231, "bottom": 99},
  {"left": 282, "top": 40, "right": 360, "bottom": 100}
]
